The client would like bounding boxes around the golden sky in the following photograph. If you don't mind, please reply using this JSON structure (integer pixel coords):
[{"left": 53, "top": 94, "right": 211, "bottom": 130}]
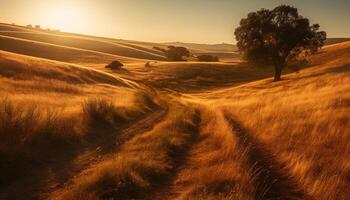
[{"left": 1, "top": 0, "right": 349, "bottom": 44}]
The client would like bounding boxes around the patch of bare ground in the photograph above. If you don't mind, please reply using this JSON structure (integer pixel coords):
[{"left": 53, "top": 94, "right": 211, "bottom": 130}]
[{"left": 224, "top": 112, "right": 310, "bottom": 200}]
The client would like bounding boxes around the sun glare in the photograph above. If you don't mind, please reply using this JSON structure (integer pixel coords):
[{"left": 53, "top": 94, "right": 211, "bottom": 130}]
[{"left": 45, "top": 5, "right": 81, "bottom": 31}]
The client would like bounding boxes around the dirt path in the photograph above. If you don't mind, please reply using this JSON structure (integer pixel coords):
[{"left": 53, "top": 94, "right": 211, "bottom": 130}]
[
  {"left": 150, "top": 110, "right": 202, "bottom": 200},
  {"left": 0, "top": 108, "right": 168, "bottom": 200},
  {"left": 224, "top": 112, "right": 310, "bottom": 200},
  {"left": 117, "top": 107, "right": 168, "bottom": 146}
]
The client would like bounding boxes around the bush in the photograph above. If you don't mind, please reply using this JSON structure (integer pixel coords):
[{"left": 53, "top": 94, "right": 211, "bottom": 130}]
[
  {"left": 153, "top": 46, "right": 190, "bottom": 61},
  {"left": 82, "top": 99, "right": 123, "bottom": 130},
  {"left": 197, "top": 55, "right": 219, "bottom": 62},
  {"left": 166, "top": 46, "right": 190, "bottom": 61},
  {"left": 105, "top": 61, "right": 124, "bottom": 70}
]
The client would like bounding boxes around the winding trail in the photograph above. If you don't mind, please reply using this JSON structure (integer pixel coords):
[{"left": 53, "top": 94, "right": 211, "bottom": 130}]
[
  {"left": 224, "top": 112, "right": 310, "bottom": 200},
  {"left": 45, "top": 107, "right": 169, "bottom": 199},
  {"left": 150, "top": 110, "right": 202, "bottom": 200},
  {"left": 0, "top": 108, "right": 168, "bottom": 200},
  {"left": 117, "top": 107, "right": 168, "bottom": 146}
]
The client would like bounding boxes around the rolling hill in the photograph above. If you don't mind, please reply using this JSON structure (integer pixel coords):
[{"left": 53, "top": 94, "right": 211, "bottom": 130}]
[{"left": 0, "top": 22, "right": 349, "bottom": 200}]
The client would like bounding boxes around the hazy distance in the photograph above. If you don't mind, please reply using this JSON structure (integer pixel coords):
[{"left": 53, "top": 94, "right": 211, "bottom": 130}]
[{"left": 0, "top": 0, "right": 349, "bottom": 44}]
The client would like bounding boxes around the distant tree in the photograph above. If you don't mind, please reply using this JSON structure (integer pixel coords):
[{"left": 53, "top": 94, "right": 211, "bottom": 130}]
[
  {"left": 26, "top": 24, "right": 33, "bottom": 28},
  {"left": 153, "top": 46, "right": 190, "bottom": 61},
  {"left": 197, "top": 54, "right": 219, "bottom": 62},
  {"left": 165, "top": 46, "right": 190, "bottom": 61},
  {"left": 35, "top": 25, "right": 41, "bottom": 29},
  {"left": 234, "top": 5, "right": 326, "bottom": 81},
  {"left": 105, "top": 60, "right": 124, "bottom": 70}
]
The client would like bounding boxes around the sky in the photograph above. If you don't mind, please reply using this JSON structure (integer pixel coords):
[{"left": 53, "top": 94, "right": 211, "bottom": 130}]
[{"left": 0, "top": 0, "right": 349, "bottom": 44}]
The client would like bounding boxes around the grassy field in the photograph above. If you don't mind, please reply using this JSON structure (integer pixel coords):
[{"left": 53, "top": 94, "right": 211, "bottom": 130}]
[
  {"left": 190, "top": 42, "right": 350, "bottom": 200},
  {"left": 0, "top": 23, "right": 349, "bottom": 200}
]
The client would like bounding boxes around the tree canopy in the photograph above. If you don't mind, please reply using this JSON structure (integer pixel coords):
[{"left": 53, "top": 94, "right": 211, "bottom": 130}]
[
  {"left": 152, "top": 46, "right": 190, "bottom": 61},
  {"left": 166, "top": 46, "right": 190, "bottom": 61},
  {"left": 235, "top": 5, "right": 327, "bottom": 81}
]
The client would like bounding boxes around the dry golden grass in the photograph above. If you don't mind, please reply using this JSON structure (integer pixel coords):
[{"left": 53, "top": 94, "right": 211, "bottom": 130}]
[
  {"left": 0, "top": 50, "right": 143, "bottom": 112},
  {"left": 127, "top": 61, "right": 278, "bottom": 92},
  {"left": 0, "top": 50, "right": 132, "bottom": 85},
  {"left": 1, "top": 22, "right": 349, "bottom": 200},
  {"left": 193, "top": 42, "right": 350, "bottom": 200},
  {"left": 52, "top": 100, "right": 199, "bottom": 200},
  {"left": 166, "top": 108, "right": 255, "bottom": 200},
  {"left": 0, "top": 23, "right": 239, "bottom": 64},
  {"left": 0, "top": 31, "right": 165, "bottom": 60},
  {"left": 0, "top": 35, "right": 142, "bottom": 67},
  {"left": 0, "top": 50, "right": 161, "bottom": 199}
]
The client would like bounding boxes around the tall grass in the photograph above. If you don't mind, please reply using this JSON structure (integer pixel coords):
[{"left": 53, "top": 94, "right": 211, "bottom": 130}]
[
  {"left": 82, "top": 91, "right": 159, "bottom": 133},
  {"left": 0, "top": 92, "right": 159, "bottom": 188},
  {"left": 53, "top": 102, "right": 199, "bottom": 200},
  {"left": 82, "top": 98, "right": 128, "bottom": 131},
  {"left": 169, "top": 107, "right": 255, "bottom": 200},
  {"left": 0, "top": 97, "right": 79, "bottom": 159},
  {"left": 0, "top": 97, "right": 80, "bottom": 187},
  {"left": 220, "top": 64, "right": 350, "bottom": 199}
]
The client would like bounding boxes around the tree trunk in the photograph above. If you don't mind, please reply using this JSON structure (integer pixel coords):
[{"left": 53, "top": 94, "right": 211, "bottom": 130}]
[{"left": 274, "top": 65, "right": 282, "bottom": 81}]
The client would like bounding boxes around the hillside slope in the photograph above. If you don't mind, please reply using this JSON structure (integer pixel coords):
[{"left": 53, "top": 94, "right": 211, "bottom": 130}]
[
  {"left": 0, "top": 21, "right": 349, "bottom": 200},
  {"left": 0, "top": 35, "right": 145, "bottom": 67},
  {"left": 186, "top": 41, "right": 350, "bottom": 200},
  {"left": 0, "top": 23, "right": 238, "bottom": 61},
  {"left": 0, "top": 50, "right": 164, "bottom": 200},
  {"left": 0, "top": 31, "right": 165, "bottom": 60}
]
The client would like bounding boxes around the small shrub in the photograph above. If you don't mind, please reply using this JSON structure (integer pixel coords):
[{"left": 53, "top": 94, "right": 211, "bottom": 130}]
[
  {"left": 105, "top": 61, "right": 124, "bottom": 70},
  {"left": 82, "top": 99, "right": 121, "bottom": 130}
]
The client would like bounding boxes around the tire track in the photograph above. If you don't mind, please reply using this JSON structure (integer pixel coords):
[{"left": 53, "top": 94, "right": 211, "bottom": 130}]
[
  {"left": 150, "top": 110, "right": 202, "bottom": 200},
  {"left": 116, "top": 107, "right": 168, "bottom": 147},
  {"left": 224, "top": 112, "right": 310, "bottom": 200},
  {"left": 39, "top": 108, "right": 168, "bottom": 200}
]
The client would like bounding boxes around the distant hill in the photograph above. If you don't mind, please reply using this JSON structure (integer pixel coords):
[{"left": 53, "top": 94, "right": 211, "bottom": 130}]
[
  {"left": 325, "top": 38, "right": 350, "bottom": 45},
  {"left": 0, "top": 23, "right": 237, "bottom": 61},
  {"left": 163, "top": 42, "right": 236, "bottom": 53},
  {"left": 1, "top": 23, "right": 348, "bottom": 63}
]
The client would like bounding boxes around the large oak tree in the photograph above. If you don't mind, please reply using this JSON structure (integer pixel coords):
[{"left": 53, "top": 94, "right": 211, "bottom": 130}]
[{"left": 235, "top": 5, "right": 326, "bottom": 81}]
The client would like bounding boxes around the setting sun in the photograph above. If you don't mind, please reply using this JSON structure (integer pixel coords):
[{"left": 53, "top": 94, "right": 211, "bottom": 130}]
[
  {"left": 46, "top": 5, "right": 80, "bottom": 31},
  {"left": 0, "top": 1, "right": 349, "bottom": 200}
]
